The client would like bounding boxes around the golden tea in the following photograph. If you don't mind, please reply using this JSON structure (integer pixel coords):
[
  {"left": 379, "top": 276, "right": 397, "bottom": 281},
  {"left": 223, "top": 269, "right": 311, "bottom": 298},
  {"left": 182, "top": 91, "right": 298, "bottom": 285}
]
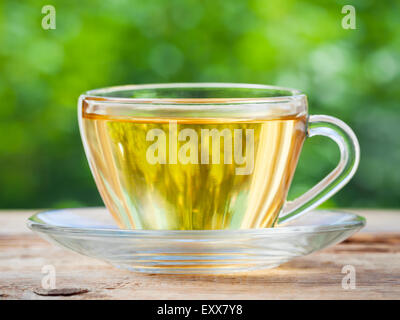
[{"left": 81, "top": 113, "right": 306, "bottom": 230}]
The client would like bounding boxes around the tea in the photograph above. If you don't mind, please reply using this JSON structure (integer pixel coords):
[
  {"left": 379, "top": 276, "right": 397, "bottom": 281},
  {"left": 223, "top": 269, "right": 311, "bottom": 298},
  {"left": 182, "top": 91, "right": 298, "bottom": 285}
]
[{"left": 81, "top": 113, "right": 306, "bottom": 230}]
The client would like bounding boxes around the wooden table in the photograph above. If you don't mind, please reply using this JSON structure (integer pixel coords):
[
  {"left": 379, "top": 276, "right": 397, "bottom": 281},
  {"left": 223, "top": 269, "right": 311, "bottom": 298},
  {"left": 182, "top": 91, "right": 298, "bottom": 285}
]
[{"left": 0, "top": 209, "right": 399, "bottom": 300}]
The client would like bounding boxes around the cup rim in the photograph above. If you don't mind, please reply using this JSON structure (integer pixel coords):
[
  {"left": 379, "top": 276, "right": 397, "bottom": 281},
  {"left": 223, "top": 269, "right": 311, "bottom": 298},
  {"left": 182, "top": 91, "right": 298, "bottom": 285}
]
[{"left": 81, "top": 82, "right": 306, "bottom": 105}]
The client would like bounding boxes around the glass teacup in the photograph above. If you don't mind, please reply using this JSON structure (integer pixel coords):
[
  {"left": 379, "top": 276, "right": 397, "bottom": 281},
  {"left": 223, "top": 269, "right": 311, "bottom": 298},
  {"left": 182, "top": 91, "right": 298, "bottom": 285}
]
[{"left": 78, "top": 83, "right": 359, "bottom": 230}]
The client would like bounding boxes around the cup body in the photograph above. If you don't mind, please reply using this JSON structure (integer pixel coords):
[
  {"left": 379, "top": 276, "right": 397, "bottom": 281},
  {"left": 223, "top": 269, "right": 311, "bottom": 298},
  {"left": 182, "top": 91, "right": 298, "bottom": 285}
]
[{"left": 79, "top": 83, "right": 308, "bottom": 230}]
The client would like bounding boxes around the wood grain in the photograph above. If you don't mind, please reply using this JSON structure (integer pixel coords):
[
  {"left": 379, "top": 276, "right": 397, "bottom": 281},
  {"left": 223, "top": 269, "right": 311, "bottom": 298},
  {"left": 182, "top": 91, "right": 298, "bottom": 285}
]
[{"left": 0, "top": 209, "right": 399, "bottom": 300}]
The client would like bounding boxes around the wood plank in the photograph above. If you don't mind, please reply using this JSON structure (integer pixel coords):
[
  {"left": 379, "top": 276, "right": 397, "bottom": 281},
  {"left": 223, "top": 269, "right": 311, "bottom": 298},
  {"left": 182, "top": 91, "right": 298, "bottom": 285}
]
[{"left": 0, "top": 209, "right": 399, "bottom": 300}]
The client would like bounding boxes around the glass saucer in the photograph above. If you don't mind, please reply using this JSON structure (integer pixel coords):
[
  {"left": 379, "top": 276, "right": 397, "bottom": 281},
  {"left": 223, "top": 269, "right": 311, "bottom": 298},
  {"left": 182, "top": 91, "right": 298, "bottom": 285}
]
[{"left": 27, "top": 208, "right": 365, "bottom": 274}]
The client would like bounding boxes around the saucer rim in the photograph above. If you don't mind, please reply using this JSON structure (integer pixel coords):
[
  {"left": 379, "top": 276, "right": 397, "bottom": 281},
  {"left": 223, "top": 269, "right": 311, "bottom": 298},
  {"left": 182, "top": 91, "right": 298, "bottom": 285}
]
[{"left": 27, "top": 207, "right": 366, "bottom": 239}]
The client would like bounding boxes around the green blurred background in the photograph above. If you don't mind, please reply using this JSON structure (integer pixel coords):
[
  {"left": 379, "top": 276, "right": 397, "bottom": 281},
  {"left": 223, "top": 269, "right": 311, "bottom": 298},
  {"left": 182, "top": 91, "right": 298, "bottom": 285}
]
[{"left": 0, "top": 0, "right": 399, "bottom": 209}]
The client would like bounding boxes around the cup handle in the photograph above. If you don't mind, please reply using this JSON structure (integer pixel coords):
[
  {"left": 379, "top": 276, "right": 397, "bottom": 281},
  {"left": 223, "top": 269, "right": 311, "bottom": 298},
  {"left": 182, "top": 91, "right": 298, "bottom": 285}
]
[{"left": 278, "top": 115, "right": 360, "bottom": 224}]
